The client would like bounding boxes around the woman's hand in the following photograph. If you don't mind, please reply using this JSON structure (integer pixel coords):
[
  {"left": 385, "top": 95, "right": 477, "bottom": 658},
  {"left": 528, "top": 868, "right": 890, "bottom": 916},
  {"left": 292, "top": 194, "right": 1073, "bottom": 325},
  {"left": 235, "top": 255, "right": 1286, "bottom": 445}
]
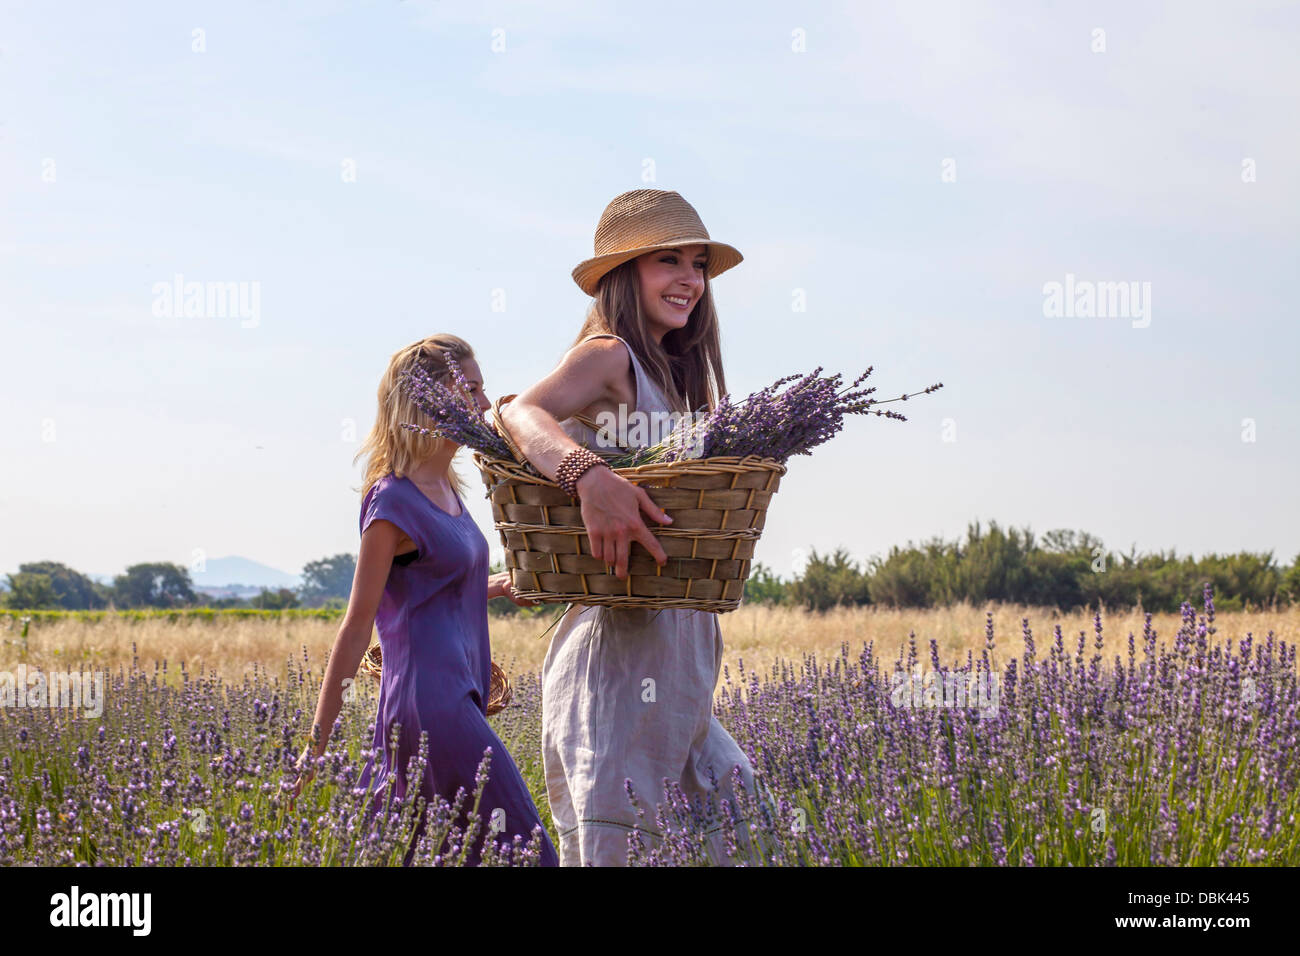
[
  {"left": 289, "top": 747, "right": 315, "bottom": 809},
  {"left": 491, "top": 340, "right": 673, "bottom": 580},
  {"left": 576, "top": 466, "right": 672, "bottom": 579},
  {"left": 489, "top": 570, "right": 539, "bottom": 607}
]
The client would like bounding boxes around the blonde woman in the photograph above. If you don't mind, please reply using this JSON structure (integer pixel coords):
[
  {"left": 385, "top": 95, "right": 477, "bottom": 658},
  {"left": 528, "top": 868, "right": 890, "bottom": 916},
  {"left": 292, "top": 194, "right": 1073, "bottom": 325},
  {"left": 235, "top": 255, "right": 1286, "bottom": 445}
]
[
  {"left": 296, "top": 335, "right": 558, "bottom": 867},
  {"left": 500, "top": 189, "right": 759, "bottom": 865}
]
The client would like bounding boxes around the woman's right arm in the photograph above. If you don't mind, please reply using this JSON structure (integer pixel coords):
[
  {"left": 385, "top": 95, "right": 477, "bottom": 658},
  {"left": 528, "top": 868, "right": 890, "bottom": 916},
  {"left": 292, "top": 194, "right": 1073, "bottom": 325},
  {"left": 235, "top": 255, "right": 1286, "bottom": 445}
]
[
  {"left": 299, "top": 519, "right": 399, "bottom": 766},
  {"left": 500, "top": 338, "right": 672, "bottom": 579}
]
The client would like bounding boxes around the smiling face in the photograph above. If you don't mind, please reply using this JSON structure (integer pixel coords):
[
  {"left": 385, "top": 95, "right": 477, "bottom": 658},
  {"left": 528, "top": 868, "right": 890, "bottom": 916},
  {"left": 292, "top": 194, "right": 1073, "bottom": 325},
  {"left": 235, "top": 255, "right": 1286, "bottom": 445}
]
[{"left": 634, "top": 243, "right": 708, "bottom": 344}]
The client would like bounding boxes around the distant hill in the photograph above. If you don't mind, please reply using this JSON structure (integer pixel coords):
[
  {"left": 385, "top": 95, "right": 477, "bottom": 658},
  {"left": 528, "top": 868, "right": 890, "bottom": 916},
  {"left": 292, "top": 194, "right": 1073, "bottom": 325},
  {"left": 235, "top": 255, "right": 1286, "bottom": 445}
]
[
  {"left": 79, "top": 557, "right": 301, "bottom": 592},
  {"left": 190, "top": 556, "right": 301, "bottom": 590}
]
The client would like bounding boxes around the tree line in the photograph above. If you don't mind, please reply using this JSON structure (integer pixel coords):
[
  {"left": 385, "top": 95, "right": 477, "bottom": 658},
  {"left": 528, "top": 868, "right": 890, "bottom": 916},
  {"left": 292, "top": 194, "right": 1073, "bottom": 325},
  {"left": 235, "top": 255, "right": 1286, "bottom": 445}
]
[
  {"left": 742, "top": 521, "right": 1300, "bottom": 613},
  {"left": 0, "top": 555, "right": 357, "bottom": 612},
  {"left": 2, "top": 554, "right": 532, "bottom": 617},
  {"left": 5, "top": 521, "right": 1299, "bottom": 614}
]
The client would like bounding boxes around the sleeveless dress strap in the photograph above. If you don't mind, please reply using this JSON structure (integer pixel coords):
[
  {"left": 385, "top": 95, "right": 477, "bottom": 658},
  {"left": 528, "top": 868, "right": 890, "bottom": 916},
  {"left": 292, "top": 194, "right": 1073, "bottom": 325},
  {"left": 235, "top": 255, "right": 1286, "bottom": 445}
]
[{"left": 576, "top": 333, "right": 670, "bottom": 413}]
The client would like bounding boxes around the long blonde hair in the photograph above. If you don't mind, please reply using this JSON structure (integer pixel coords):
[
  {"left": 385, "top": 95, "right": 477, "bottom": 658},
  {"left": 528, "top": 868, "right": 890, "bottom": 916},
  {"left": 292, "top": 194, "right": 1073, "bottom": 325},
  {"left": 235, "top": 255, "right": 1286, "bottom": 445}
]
[
  {"left": 354, "top": 334, "right": 477, "bottom": 501},
  {"left": 571, "top": 258, "right": 727, "bottom": 414}
]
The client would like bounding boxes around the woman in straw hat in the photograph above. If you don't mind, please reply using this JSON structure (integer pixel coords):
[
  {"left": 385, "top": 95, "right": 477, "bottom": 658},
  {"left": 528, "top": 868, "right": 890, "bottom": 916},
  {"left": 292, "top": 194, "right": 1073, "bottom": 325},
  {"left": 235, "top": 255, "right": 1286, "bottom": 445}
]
[{"left": 499, "top": 188, "right": 764, "bottom": 866}]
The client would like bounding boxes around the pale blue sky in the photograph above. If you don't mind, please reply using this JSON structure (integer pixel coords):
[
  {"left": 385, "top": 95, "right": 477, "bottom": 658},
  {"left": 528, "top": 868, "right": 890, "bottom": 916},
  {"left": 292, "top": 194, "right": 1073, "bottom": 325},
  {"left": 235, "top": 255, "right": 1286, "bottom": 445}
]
[{"left": 3, "top": 0, "right": 1298, "bottom": 584}]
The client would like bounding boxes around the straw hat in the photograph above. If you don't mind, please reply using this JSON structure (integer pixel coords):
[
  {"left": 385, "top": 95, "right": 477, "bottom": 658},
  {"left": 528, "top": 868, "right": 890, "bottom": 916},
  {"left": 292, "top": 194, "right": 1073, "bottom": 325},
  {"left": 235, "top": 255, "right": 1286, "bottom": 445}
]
[{"left": 571, "top": 188, "right": 743, "bottom": 296}]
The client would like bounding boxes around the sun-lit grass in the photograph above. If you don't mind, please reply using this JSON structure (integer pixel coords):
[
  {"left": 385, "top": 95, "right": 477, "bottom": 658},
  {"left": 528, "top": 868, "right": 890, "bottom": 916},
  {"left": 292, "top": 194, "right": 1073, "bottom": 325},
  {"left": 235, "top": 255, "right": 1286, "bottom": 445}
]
[{"left": 6, "top": 601, "right": 1296, "bottom": 697}]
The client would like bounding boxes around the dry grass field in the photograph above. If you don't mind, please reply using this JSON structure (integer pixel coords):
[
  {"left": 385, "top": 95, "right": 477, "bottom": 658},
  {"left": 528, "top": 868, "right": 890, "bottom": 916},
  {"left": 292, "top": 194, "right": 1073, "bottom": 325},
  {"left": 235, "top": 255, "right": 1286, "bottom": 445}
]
[{"left": 6, "top": 600, "right": 1296, "bottom": 697}]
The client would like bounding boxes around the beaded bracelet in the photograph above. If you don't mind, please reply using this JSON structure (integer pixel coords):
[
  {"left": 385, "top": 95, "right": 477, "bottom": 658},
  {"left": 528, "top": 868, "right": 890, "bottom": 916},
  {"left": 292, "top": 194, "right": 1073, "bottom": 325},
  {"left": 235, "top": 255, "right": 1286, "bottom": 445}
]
[{"left": 555, "top": 446, "right": 611, "bottom": 498}]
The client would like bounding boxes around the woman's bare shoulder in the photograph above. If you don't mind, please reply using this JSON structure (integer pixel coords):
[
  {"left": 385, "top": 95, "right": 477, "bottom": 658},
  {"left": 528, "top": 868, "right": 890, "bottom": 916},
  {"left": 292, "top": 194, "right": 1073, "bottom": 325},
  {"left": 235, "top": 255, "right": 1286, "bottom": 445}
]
[
  {"left": 560, "top": 335, "right": 632, "bottom": 381},
  {"left": 566, "top": 334, "right": 630, "bottom": 363},
  {"left": 552, "top": 336, "right": 635, "bottom": 416}
]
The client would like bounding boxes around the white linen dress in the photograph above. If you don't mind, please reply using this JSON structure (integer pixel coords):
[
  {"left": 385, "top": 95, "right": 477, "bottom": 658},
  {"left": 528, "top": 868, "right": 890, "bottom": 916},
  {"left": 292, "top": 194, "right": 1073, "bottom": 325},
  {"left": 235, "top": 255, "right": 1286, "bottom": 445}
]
[{"left": 540, "top": 333, "right": 762, "bottom": 866}]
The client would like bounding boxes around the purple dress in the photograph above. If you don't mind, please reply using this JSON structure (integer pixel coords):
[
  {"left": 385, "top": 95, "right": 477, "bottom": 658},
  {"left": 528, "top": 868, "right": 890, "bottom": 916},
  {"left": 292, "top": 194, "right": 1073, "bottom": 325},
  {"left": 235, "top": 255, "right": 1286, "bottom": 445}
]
[{"left": 355, "top": 472, "right": 558, "bottom": 867}]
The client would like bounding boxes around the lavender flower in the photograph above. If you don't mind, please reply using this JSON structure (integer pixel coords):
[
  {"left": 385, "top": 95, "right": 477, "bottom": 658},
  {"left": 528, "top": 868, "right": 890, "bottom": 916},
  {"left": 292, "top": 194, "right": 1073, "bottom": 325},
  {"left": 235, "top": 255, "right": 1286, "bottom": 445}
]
[{"left": 396, "top": 351, "right": 514, "bottom": 461}]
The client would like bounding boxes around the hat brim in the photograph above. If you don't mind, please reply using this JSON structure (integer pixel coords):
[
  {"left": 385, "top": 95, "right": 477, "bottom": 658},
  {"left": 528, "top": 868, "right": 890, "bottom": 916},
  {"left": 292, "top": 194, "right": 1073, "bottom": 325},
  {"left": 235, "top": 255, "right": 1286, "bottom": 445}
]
[{"left": 572, "top": 239, "right": 743, "bottom": 297}]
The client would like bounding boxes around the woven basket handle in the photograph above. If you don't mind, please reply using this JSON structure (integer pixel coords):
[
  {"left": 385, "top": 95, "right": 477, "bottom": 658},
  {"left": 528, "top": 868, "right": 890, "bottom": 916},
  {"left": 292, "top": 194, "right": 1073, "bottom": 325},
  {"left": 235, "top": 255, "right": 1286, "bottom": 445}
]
[{"left": 490, "top": 393, "right": 528, "bottom": 463}]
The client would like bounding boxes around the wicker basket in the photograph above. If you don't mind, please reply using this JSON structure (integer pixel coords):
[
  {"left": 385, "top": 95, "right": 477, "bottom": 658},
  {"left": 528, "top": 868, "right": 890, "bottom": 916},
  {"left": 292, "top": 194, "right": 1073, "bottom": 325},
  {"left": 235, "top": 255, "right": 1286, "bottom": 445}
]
[
  {"left": 360, "top": 642, "right": 513, "bottom": 716},
  {"left": 471, "top": 394, "right": 786, "bottom": 613}
]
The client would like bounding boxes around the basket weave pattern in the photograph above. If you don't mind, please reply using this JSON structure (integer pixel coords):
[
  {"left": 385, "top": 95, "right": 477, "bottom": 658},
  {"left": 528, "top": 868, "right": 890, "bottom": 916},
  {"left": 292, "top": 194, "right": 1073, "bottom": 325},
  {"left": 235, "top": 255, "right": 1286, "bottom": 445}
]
[
  {"left": 472, "top": 450, "right": 785, "bottom": 613},
  {"left": 360, "top": 643, "right": 512, "bottom": 715}
]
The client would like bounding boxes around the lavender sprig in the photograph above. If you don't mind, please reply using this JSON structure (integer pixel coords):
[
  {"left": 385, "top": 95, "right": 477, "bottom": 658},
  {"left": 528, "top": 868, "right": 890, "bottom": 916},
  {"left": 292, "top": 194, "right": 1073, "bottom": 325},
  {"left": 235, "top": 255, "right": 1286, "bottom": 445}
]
[
  {"left": 396, "top": 353, "right": 514, "bottom": 461},
  {"left": 604, "top": 368, "right": 944, "bottom": 467}
]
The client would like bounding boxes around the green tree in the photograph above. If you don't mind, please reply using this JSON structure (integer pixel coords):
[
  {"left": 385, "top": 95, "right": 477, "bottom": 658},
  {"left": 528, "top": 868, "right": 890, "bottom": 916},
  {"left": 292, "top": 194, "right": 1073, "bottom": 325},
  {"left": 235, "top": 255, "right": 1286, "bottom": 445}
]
[
  {"left": 12, "top": 561, "right": 109, "bottom": 610},
  {"left": 1039, "top": 528, "right": 1105, "bottom": 556},
  {"left": 1024, "top": 550, "right": 1089, "bottom": 609},
  {"left": 112, "top": 563, "right": 197, "bottom": 609},
  {"left": 789, "top": 547, "right": 869, "bottom": 612},
  {"left": 2, "top": 572, "right": 59, "bottom": 610},
  {"left": 868, "top": 545, "right": 929, "bottom": 608},
  {"left": 742, "top": 561, "right": 788, "bottom": 605},
  {"left": 299, "top": 553, "right": 357, "bottom": 608},
  {"left": 954, "top": 520, "right": 1034, "bottom": 604},
  {"left": 1281, "top": 553, "right": 1300, "bottom": 605},
  {"left": 1198, "top": 551, "right": 1281, "bottom": 610},
  {"left": 251, "top": 587, "right": 301, "bottom": 610}
]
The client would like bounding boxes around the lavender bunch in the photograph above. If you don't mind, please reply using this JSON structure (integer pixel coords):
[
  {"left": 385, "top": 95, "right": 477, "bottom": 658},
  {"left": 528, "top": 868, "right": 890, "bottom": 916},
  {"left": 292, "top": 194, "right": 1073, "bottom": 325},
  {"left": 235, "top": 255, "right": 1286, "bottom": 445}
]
[
  {"left": 396, "top": 352, "right": 514, "bottom": 461},
  {"left": 606, "top": 367, "right": 944, "bottom": 467}
]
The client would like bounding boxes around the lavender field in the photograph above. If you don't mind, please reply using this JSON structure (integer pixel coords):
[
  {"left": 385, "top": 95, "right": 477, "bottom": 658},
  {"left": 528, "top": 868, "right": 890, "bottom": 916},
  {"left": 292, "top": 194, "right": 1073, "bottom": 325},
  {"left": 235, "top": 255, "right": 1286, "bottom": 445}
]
[{"left": 1, "top": 584, "right": 1295, "bottom": 866}]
